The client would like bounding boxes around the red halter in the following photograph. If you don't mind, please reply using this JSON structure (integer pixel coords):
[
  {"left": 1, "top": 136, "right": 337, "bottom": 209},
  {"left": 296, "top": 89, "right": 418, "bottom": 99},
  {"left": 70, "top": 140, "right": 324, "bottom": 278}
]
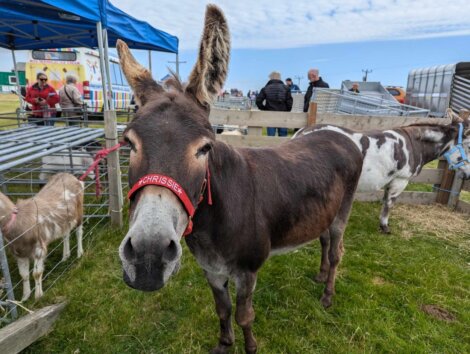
[{"left": 127, "top": 166, "right": 212, "bottom": 236}]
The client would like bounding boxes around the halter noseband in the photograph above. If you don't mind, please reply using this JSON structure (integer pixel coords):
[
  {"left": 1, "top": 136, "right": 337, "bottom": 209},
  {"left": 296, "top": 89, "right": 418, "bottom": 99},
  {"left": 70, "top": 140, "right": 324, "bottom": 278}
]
[
  {"left": 127, "top": 166, "right": 212, "bottom": 236},
  {"left": 444, "top": 123, "right": 469, "bottom": 170}
]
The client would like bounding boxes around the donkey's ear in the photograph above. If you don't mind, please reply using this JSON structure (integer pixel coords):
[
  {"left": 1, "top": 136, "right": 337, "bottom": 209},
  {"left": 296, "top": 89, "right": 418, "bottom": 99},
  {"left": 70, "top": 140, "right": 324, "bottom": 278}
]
[
  {"left": 446, "top": 108, "right": 463, "bottom": 124},
  {"left": 459, "top": 109, "right": 470, "bottom": 121},
  {"left": 185, "top": 5, "right": 230, "bottom": 108},
  {"left": 459, "top": 109, "right": 470, "bottom": 135},
  {"left": 116, "top": 39, "right": 163, "bottom": 107}
]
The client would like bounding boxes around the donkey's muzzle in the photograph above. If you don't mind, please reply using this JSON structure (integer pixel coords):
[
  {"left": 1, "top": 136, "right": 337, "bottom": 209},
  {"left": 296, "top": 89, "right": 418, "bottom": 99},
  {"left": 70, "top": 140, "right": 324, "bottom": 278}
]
[
  {"left": 119, "top": 231, "right": 181, "bottom": 292},
  {"left": 123, "top": 263, "right": 164, "bottom": 291}
]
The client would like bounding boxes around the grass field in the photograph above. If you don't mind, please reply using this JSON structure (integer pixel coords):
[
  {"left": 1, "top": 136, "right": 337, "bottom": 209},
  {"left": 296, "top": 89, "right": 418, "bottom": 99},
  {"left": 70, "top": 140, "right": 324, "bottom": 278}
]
[
  {"left": 18, "top": 202, "right": 470, "bottom": 353},
  {"left": 0, "top": 94, "right": 19, "bottom": 114}
]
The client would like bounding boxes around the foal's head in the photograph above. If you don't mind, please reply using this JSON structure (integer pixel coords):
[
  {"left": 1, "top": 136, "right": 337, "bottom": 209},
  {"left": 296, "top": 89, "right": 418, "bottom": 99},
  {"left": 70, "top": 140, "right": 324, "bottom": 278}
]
[{"left": 118, "top": 5, "right": 230, "bottom": 291}]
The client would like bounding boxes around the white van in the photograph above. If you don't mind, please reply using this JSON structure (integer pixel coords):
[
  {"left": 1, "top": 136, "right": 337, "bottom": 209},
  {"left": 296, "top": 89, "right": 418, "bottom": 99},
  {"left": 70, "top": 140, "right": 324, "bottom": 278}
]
[{"left": 25, "top": 48, "right": 132, "bottom": 112}]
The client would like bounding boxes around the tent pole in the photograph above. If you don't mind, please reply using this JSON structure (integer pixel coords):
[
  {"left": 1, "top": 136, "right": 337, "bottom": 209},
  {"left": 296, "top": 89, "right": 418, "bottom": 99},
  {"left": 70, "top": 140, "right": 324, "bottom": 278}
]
[
  {"left": 10, "top": 49, "right": 23, "bottom": 109},
  {"left": 148, "top": 50, "right": 152, "bottom": 73},
  {"left": 96, "top": 21, "right": 123, "bottom": 227},
  {"left": 175, "top": 53, "right": 179, "bottom": 79},
  {"left": 102, "top": 29, "right": 114, "bottom": 110},
  {"left": 96, "top": 22, "right": 109, "bottom": 111}
]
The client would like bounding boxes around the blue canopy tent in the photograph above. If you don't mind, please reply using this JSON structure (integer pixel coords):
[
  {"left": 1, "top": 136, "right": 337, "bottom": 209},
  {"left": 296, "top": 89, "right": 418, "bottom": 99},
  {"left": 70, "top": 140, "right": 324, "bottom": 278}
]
[{"left": 0, "top": 0, "right": 178, "bottom": 52}]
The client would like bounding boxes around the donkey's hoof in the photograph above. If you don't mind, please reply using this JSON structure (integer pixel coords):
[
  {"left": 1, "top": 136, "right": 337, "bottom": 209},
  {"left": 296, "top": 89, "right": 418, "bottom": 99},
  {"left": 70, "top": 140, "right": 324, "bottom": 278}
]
[
  {"left": 379, "top": 225, "right": 391, "bottom": 234},
  {"left": 314, "top": 272, "right": 328, "bottom": 283},
  {"left": 320, "top": 294, "right": 332, "bottom": 308},
  {"left": 245, "top": 345, "right": 257, "bottom": 354},
  {"left": 210, "top": 343, "right": 231, "bottom": 354},
  {"left": 34, "top": 289, "right": 43, "bottom": 300}
]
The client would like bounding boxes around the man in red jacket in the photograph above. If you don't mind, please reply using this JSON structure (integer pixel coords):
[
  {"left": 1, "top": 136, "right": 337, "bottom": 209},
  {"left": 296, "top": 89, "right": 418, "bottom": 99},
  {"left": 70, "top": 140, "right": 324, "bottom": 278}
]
[{"left": 25, "top": 73, "right": 59, "bottom": 126}]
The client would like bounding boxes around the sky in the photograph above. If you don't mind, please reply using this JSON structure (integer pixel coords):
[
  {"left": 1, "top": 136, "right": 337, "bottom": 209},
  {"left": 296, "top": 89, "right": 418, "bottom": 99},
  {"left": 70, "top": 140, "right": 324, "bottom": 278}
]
[{"left": 1, "top": 0, "right": 470, "bottom": 92}]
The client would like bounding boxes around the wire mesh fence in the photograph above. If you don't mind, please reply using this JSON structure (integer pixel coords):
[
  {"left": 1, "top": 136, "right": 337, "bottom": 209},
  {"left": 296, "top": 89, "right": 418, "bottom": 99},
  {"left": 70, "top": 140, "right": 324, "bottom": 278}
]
[{"left": 0, "top": 110, "right": 130, "bottom": 325}]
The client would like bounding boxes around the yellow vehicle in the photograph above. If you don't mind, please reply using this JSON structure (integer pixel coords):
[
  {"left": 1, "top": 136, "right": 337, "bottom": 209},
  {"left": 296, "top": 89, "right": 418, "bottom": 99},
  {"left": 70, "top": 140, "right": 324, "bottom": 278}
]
[
  {"left": 385, "top": 86, "right": 406, "bottom": 104},
  {"left": 25, "top": 48, "right": 132, "bottom": 112}
]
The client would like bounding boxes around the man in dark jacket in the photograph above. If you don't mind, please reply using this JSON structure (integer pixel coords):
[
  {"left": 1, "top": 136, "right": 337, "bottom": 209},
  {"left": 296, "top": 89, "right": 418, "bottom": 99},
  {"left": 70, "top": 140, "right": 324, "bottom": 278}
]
[
  {"left": 303, "top": 68, "right": 329, "bottom": 112},
  {"left": 256, "top": 71, "right": 293, "bottom": 137}
]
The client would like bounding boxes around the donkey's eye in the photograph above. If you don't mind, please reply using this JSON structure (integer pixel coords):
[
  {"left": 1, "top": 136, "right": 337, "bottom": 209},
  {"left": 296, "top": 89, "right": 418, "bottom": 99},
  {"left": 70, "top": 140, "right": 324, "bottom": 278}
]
[{"left": 196, "top": 143, "right": 212, "bottom": 157}]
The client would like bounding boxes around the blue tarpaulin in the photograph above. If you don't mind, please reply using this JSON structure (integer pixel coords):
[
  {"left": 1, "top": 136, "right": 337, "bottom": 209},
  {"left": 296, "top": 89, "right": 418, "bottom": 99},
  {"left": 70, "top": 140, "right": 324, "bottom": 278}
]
[{"left": 0, "top": 0, "right": 178, "bottom": 53}]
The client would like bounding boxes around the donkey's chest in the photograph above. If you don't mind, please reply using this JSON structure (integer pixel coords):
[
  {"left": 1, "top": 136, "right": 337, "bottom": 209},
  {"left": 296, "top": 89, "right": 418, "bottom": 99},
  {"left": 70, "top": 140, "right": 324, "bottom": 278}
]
[{"left": 186, "top": 236, "right": 232, "bottom": 276}]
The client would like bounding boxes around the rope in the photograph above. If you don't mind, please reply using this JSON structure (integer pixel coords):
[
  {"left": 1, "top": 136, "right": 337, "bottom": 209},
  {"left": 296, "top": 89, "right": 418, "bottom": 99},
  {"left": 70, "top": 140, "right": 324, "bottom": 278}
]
[
  {"left": 432, "top": 185, "right": 460, "bottom": 196},
  {"left": 79, "top": 142, "right": 126, "bottom": 197}
]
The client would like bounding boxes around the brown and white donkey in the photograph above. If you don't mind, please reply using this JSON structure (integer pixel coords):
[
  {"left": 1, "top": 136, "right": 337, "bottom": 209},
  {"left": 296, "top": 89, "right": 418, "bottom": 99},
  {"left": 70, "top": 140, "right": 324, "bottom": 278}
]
[
  {"left": 294, "top": 110, "right": 470, "bottom": 233},
  {"left": 117, "top": 5, "right": 363, "bottom": 354}
]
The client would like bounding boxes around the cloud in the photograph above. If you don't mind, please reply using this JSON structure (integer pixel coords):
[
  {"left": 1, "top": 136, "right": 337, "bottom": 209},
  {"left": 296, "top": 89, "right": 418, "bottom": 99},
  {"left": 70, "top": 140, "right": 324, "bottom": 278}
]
[{"left": 113, "top": 0, "right": 470, "bottom": 49}]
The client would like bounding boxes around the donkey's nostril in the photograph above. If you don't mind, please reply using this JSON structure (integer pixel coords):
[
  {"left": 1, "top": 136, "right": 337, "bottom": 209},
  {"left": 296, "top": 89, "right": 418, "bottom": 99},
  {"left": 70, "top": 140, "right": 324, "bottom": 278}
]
[
  {"left": 163, "top": 240, "right": 178, "bottom": 262},
  {"left": 123, "top": 237, "right": 135, "bottom": 261}
]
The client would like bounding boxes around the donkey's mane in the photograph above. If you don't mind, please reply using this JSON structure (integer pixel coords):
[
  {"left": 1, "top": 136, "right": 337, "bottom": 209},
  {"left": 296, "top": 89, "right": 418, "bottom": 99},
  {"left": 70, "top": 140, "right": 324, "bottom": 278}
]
[{"left": 403, "top": 122, "right": 452, "bottom": 129}]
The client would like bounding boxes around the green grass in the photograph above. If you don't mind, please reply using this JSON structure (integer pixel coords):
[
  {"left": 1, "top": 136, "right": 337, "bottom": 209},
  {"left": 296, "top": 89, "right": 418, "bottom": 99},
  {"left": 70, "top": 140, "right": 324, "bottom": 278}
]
[
  {"left": 18, "top": 202, "right": 470, "bottom": 353},
  {"left": 0, "top": 94, "right": 19, "bottom": 114},
  {"left": 0, "top": 94, "right": 21, "bottom": 128},
  {"left": 461, "top": 190, "right": 470, "bottom": 203}
]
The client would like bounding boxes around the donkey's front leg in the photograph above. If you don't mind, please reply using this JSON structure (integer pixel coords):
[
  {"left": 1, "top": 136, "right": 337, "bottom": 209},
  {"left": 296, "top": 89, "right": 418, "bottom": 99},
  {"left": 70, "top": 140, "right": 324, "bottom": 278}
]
[
  {"left": 234, "top": 272, "right": 257, "bottom": 354},
  {"left": 205, "top": 271, "right": 234, "bottom": 354},
  {"left": 380, "top": 179, "right": 408, "bottom": 234}
]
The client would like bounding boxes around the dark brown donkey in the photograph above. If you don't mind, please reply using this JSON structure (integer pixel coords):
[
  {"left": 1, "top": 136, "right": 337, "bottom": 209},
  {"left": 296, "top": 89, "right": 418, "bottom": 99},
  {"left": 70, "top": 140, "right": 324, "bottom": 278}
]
[{"left": 117, "top": 5, "right": 363, "bottom": 353}]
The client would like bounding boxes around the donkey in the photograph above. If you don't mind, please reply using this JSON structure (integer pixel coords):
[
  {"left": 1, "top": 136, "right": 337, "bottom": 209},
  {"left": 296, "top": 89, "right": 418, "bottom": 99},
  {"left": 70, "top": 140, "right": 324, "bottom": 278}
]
[
  {"left": 0, "top": 173, "right": 84, "bottom": 301},
  {"left": 117, "top": 5, "right": 363, "bottom": 354},
  {"left": 293, "top": 110, "right": 470, "bottom": 233}
]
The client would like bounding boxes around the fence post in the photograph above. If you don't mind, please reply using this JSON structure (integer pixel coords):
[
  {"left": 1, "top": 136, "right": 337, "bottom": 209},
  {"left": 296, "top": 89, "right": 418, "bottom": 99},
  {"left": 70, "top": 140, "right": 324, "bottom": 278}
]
[
  {"left": 82, "top": 104, "right": 89, "bottom": 128},
  {"left": 447, "top": 175, "right": 463, "bottom": 209},
  {"left": 436, "top": 159, "right": 454, "bottom": 205},
  {"left": 104, "top": 110, "right": 123, "bottom": 227},
  {"left": 15, "top": 108, "right": 21, "bottom": 127},
  {"left": 307, "top": 102, "right": 318, "bottom": 126},
  {"left": 247, "top": 111, "right": 263, "bottom": 136},
  {"left": 0, "top": 229, "right": 18, "bottom": 321}
]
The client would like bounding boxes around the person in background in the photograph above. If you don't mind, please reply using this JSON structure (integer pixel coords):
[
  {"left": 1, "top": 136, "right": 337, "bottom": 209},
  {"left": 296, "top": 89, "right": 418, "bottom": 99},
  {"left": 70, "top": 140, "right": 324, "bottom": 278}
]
[
  {"left": 285, "top": 78, "right": 300, "bottom": 93},
  {"left": 303, "top": 68, "right": 329, "bottom": 112},
  {"left": 349, "top": 82, "right": 360, "bottom": 94},
  {"left": 25, "top": 72, "right": 59, "bottom": 126},
  {"left": 256, "top": 71, "right": 293, "bottom": 137},
  {"left": 59, "top": 74, "right": 84, "bottom": 125}
]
